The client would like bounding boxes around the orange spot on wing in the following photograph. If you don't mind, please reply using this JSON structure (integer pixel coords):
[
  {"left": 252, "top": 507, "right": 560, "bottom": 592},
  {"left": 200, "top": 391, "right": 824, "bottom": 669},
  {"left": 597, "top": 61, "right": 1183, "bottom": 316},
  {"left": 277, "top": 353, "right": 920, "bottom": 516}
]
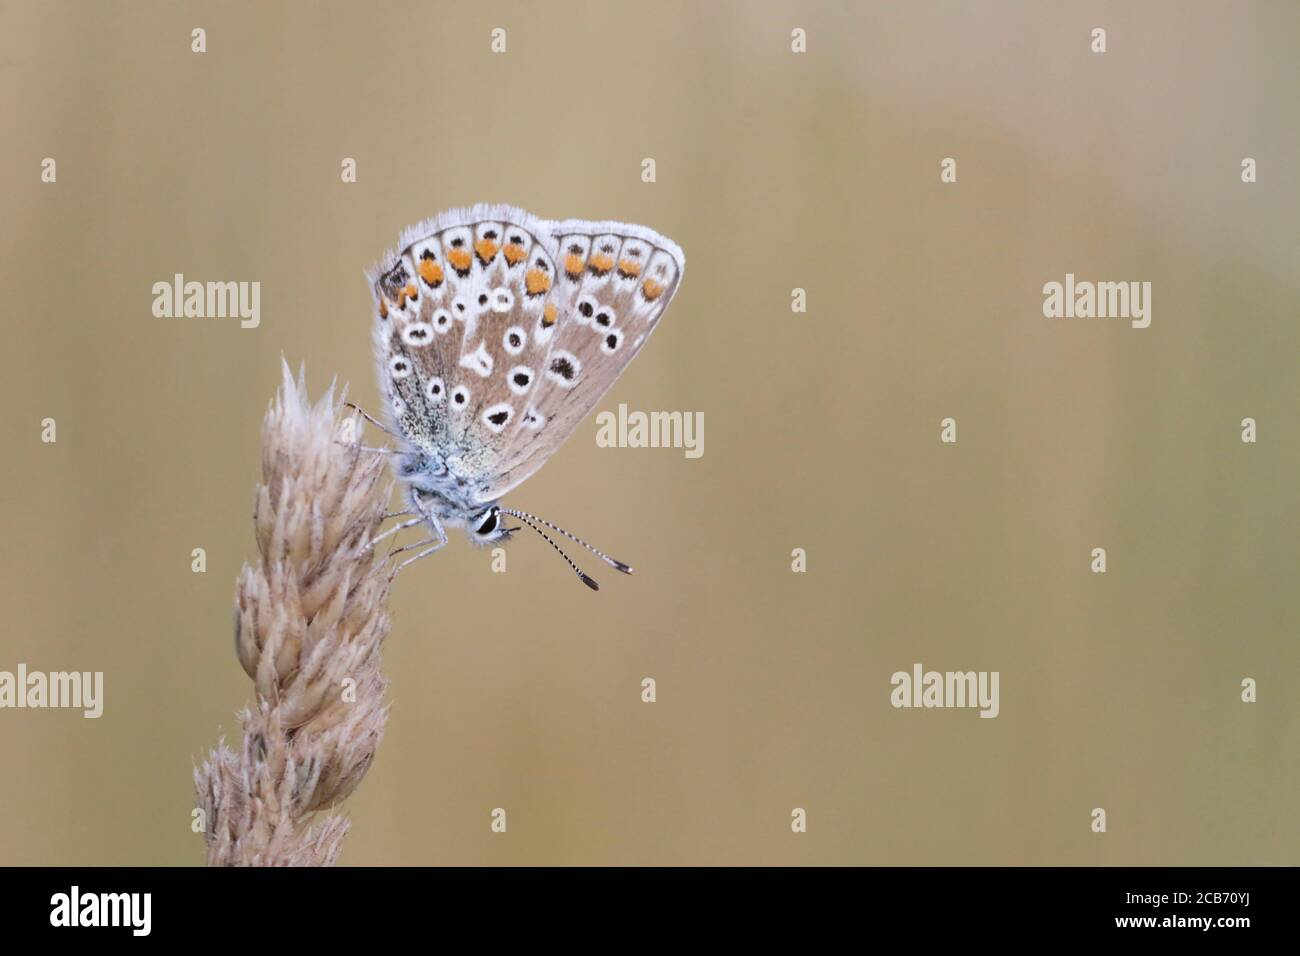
[
  {"left": 474, "top": 238, "right": 499, "bottom": 264},
  {"left": 397, "top": 288, "right": 408, "bottom": 309},
  {"left": 525, "top": 269, "right": 552, "bottom": 296},
  {"left": 564, "top": 253, "right": 585, "bottom": 278},
  {"left": 618, "top": 258, "right": 642, "bottom": 277},
  {"left": 588, "top": 253, "right": 613, "bottom": 275},
  {"left": 418, "top": 258, "right": 444, "bottom": 286},
  {"left": 503, "top": 243, "right": 526, "bottom": 265},
  {"left": 448, "top": 248, "right": 472, "bottom": 272},
  {"left": 642, "top": 279, "right": 664, "bottom": 301},
  {"left": 378, "top": 298, "right": 389, "bottom": 319},
  {"left": 542, "top": 302, "right": 558, "bottom": 327}
]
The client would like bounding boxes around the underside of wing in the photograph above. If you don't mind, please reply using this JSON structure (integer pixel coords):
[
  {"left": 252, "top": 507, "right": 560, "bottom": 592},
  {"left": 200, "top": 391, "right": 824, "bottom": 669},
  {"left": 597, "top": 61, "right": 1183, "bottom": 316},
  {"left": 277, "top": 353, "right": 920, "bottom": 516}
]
[
  {"left": 473, "top": 217, "right": 685, "bottom": 502},
  {"left": 368, "top": 204, "right": 557, "bottom": 475},
  {"left": 369, "top": 206, "right": 685, "bottom": 505}
]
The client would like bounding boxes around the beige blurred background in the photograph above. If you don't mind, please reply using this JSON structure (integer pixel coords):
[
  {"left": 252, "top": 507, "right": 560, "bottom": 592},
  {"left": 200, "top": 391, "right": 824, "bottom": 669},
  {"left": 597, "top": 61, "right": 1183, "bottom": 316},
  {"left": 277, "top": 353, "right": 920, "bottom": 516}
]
[{"left": 1, "top": 1, "right": 1296, "bottom": 866}]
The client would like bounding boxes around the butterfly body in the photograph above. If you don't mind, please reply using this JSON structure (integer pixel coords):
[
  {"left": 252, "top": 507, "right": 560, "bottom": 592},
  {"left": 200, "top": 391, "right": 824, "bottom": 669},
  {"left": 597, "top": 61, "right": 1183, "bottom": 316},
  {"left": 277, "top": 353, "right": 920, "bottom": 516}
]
[
  {"left": 367, "top": 204, "right": 684, "bottom": 581},
  {"left": 394, "top": 451, "right": 501, "bottom": 539}
]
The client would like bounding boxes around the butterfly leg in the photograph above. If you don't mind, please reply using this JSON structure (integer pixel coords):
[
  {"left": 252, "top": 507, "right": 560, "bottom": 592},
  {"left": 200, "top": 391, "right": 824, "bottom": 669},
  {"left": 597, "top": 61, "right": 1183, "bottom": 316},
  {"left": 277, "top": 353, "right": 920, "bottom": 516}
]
[
  {"left": 389, "top": 539, "right": 448, "bottom": 578},
  {"left": 365, "top": 516, "right": 424, "bottom": 550},
  {"left": 370, "top": 537, "right": 433, "bottom": 577},
  {"left": 336, "top": 442, "right": 401, "bottom": 455},
  {"left": 345, "top": 401, "right": 403, "bottom": 440},
  {"left": 377, "top": 513, "right": 448, "bottom": 579}
]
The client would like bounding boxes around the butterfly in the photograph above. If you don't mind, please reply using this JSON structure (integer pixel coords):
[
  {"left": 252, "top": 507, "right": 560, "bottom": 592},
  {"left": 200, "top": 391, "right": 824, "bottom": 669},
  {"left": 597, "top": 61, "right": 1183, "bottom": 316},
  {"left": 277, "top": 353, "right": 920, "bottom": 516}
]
[{"left": 361, "top": 204, "right": 685, "bottom": 589}]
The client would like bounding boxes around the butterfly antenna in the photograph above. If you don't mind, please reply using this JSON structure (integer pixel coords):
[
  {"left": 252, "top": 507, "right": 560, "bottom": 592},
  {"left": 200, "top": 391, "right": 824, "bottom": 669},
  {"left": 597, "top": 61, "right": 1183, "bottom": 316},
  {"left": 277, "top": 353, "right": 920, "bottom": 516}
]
[
  {"left": 501, "top": 509, "right": 634, "bottom": 574},
  {"left": 510, "top": 512, "right": 600, "bottom": 591}
]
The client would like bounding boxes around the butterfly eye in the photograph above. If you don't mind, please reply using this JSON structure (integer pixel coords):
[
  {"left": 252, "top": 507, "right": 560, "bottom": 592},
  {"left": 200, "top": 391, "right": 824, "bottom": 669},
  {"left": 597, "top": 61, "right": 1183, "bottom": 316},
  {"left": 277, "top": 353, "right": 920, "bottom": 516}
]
[{"left": 474, "top": 507, "right": 500, "bottom": 536}]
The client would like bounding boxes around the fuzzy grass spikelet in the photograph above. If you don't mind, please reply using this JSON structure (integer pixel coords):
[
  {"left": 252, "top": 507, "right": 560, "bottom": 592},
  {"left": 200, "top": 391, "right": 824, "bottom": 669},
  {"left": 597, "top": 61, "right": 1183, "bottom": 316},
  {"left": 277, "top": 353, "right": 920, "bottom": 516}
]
[{"left": 195, "top": 363, "right": 393, "bottom": 866}]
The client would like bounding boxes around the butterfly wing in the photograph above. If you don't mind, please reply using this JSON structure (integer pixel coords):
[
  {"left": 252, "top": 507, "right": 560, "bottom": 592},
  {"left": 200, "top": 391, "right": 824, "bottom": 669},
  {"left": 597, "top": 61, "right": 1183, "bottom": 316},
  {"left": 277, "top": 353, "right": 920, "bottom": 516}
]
[
  {"left": 369, "top": 205, "right": 557, "bottom": 478},
  {"left": 472, "top": 218, "right": 685, "bottom": 503}
]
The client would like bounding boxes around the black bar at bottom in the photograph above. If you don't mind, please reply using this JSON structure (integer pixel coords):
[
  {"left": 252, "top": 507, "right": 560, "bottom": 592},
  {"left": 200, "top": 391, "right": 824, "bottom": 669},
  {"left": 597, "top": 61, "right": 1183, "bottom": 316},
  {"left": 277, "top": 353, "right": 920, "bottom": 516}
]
[{"left": 0, "top": 866, "right": 1282, "bottom": 941}]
